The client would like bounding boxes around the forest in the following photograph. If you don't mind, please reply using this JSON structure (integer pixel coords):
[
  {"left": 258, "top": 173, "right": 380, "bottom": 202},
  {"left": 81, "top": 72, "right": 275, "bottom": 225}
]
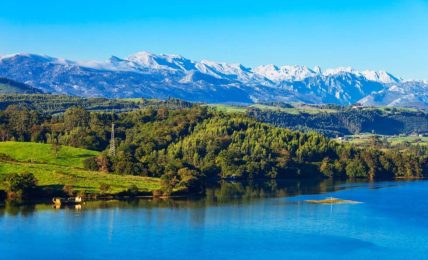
[
  {"left": 248, "top": 106, "right": 428, "bottom": 137},
  {"left": 0, "top": 100, "right": 427, "bottom": 195}
]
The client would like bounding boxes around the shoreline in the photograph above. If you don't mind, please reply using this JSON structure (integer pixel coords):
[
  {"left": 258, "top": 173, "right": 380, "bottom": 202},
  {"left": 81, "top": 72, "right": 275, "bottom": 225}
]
[{"left": 1, "top": 177, "right": 426, "bottom": 206}]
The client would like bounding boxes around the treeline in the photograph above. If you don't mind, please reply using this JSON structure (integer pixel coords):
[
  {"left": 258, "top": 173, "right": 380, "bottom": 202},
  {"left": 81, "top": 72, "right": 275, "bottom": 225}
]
[
  {"left": 0, "top": 94, "right": 193, "bottom": 115},
  {"left": 248, "top": 107, "right": 428, "bottom": 137},
  {"left": 0, "top": 103, "right": 427, "bottom": 194}
]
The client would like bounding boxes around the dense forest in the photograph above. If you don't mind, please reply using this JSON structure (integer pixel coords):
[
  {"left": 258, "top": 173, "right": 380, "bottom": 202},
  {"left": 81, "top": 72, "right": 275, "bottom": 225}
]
[
  {"left": 0, "top": 94, "right": 193, "bottom": 115},
  {"left": 0, "top": 100, "right": 427, "bottom": 194},
  {"left": 248, "top": 107, "right": 428, "bottom": 137}
]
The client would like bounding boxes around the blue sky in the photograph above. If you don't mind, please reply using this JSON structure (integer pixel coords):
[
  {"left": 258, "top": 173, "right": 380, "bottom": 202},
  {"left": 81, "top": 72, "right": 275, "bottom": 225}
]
[{"left": 0, "top": 0, "right": 427, "bottom": 79}]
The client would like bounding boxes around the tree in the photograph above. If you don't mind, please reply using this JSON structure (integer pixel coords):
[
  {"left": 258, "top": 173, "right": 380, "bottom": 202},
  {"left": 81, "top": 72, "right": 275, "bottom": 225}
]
[
  {"left": 4, "top": 105, "right": 40, "bottom": 141},
  {"left": 51, "top": 132, "right": 62, "bottom": 158},
  {"left": 96, "top": 155, "right": 111, "bottom": 173},
  {"left": 157, "top": 107, "right": 169, "bottom": 120},
  {"left": 177, "top": 167, "right": 204, "bottom": 194},
  {"left": 63, "top": 184, "right": 74, "bottom": 196},
  {"left": 126, "top": 184, "right": 139, "bottom": 197},
  {"left": 83, "top": 156, "right": 99, "bottom": 171},
  {"left": 160, "top": 167, "right": 180, "bottom": 195},
  {"left": 160, "top": 167, "right": 204, "bottom": 195},
  {"left": 345, "top": 159, "right": 367, "bottom": 178},
  {"left": 63, "top": 106, "right": 90, "bottom": 131},
  {"left": 3, "top": 173, "right": 38, "bottom": 199},
  {"left": 320, "top": 157, "right": 335, "bottom": 177}
]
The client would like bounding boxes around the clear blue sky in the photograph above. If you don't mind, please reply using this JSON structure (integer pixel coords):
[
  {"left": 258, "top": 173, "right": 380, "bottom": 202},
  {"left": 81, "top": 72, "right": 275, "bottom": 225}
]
[{"left": 1, "top": 0, "right": 427, "bottom": 79}]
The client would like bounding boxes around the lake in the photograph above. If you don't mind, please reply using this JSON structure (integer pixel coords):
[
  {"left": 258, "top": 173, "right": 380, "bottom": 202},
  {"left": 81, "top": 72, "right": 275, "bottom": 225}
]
[{"left": 1, "top": 179, "right": 428, "bottom": 259}]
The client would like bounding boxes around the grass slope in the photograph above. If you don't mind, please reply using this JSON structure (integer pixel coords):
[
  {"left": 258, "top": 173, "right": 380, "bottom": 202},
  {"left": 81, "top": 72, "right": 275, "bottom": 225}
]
[
  {"left": 0, "top": 142, "right": 99, "bottom": 168},
  {"left": 0, "top": 78, "right": 42, "bottom": 94},
  {"left": 0, "top": 142, "right": 160, "bottom": 194},
  {"left": 335, "top": 134, "right": 428, "bottom": 153},
  {"left": 208, "top": 103, "right": 338, "bottom": 115}
]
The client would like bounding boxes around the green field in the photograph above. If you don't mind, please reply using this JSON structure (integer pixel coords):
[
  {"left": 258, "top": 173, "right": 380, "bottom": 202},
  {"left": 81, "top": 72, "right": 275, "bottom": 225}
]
[
  {"left": 207, "top": 104, "right": 247, "bottom": 113},
  {"left": 0, "top": 142, "right": 160, "bottom": 194},
  {"left": 0, "top": 142, "right": 99, "bottom": 168},
  {"left": 335, "top": 134, "right": 428, "bottom": 148},
  {"left": 208, "top": 103, "right": 338, "bottom": 115},
  {"left": 250, "top": 103, "right": 337, "bottom": 114}
]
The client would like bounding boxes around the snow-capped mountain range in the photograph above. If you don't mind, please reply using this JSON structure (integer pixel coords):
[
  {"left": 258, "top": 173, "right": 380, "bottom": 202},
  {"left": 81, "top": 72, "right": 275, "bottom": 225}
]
[{"left": 0, "top": 51, "right": 427, "bottom": 107}]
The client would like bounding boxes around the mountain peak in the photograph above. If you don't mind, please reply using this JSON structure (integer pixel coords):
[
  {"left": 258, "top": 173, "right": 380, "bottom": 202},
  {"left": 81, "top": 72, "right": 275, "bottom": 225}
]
[
  {"left": 0, "top": 50, "right": 424, "bottom": 107},
  {"left": 0, "top": 53, "right": 54, "bottom": 62},
  {"left": 253, "top": 64, "right": 317, "bottom": 81},
  {"left": 360, "top": 70, "right": 400, "bottom": 84},
  {"left": 109, "top": 55, "right": 125, "bottom": 63},
  {"left": 324, "top": 67, "right": 355, "bottom": 76}
]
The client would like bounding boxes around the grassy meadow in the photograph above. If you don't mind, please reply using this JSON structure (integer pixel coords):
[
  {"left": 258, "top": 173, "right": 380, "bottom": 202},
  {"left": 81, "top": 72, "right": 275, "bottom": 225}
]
[
  {"left": 0, "top": 141, "right": 99, "bottom": 167},
  {"left": 0, "top": 142, "right": 160, "bottom": 194},
  {"left": 335, "top": 134, "right": 428, "bottom": 151},
  {"left": 208, "top": 103, "right": 338, "bottom": 115}
]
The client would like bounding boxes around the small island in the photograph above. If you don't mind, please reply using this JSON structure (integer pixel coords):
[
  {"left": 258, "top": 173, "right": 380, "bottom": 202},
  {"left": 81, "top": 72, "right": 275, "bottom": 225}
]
[{"left": 305, "top": 197, "right": 361, "bottom": 204}]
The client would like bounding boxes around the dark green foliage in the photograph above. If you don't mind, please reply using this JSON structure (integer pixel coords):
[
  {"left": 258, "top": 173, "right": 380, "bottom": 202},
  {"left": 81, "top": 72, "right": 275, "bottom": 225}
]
[
  {"left": 1, "top": 105, "right": 43, "bottom": 141},
  {"left": 0, "top": 94, "right": 193, "bottom": 115},
  {"left": 2, "top": 173, "right": 38, "bottom": 199},
  {"left": 126, "top": 184, "right": 139, "bottom": 197},
  {"left": 63, "top": 106, "right": 90, "bottom": 130},
  {"left": 248, "top": 107, "right": 428, "bottom": 137},
  {"left": 345, "top": 159, "right": 367, "bottom": 178},
  {"left": 161, "top": 167, "right": 204, "bottom": 195},
  {"left": 0, "top": 100, "right": 426, "bottom": 196},
  {"left": 63, "top": 184, "right": 74, "bottom": 196},
  {"left": 83, "top": 156, "right": 99, "bottom": 171}
]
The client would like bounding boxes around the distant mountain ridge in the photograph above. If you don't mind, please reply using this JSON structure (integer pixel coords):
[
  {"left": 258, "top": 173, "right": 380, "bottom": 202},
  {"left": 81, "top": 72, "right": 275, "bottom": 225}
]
[{"left": 0, "top": 51, "right": 427, "bottom": 107}]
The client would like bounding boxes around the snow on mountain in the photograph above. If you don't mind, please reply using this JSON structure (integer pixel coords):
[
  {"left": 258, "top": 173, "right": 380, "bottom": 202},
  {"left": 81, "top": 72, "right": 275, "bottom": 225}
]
[
  {"left": 359, "top": 81, "right": 428, "bottom": 109},
  {"left": 127, "top": 51, "right": 197, "bottom": 71},
  {"left": 360, "top": 70, "right": 400, "bottom": 84},
  {"left": 0, "top": 51, "right": 426, "bottom": 107},
  {"left": 323, "top": 67, "right": 400, "bottom": 84},
  {"left": 253, "top": 65, "right": 317, "bottom": 81},
  {"left": 324, "top": 67, "right": 356, "bottom": 76}
]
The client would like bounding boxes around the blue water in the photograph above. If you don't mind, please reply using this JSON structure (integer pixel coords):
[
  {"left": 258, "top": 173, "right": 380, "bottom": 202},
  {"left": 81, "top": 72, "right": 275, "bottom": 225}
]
[{"left": 1, "top": 180, "right": 428, "bottom": 259}]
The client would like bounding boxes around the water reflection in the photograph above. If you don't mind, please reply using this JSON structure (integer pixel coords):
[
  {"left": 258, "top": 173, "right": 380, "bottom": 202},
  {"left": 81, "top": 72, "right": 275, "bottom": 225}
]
[{"left": 0, "top": 179, "right": 383, "bottom": 216}]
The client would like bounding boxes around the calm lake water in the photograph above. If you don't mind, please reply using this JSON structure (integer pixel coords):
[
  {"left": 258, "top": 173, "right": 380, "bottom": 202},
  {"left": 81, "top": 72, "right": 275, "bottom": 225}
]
[{"left": 1, "top": 179, "right": 428, "bottom": 259}]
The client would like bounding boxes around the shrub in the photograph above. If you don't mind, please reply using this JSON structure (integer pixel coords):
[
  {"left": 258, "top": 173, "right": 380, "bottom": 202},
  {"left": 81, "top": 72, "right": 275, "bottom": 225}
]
[
  {"left": 83, "top": 156, "right": 99, "bottom": 171},
  {"left": 2, "top": 173, "right": 38, "bottom": 199},
  {"left": 63, "top": 184, "right": 74, "bottom": 196},
  {"left": 346, "top": 159, "right": 367, "bottom": 178},
  {"left": 160, "top": 167, "right": 204, "bottom": 195},
  {"left": 126, "top": 184, "right": 139, "bottom": 197}
]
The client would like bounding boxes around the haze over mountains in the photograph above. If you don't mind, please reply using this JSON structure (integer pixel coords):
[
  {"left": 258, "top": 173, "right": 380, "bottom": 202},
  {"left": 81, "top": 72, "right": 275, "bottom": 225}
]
[{"left": 0, "top": 51, "right": 427, "bottom": 108}]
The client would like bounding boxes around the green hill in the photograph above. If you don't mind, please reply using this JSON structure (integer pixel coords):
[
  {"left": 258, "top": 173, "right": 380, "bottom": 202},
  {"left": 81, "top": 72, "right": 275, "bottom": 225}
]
[
  {"left": 0, "top": 78, "right": 42, "bottom": 94},
  {"left": 0, "top": 142, "right": 160, "bottom": 194},
  {"left": 0, "top": 141, "right": 99, "bottom": 168}
]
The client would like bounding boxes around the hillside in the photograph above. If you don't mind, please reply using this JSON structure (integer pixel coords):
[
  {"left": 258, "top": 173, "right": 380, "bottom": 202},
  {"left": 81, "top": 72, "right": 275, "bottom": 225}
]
[
  {"left": 246, "top": 104, "right": 428, "bottom": 137},
  {"left": 0, "top": 77, "right": 42, "bottom": 94},
  {"left": 0, "top": 142, "right": 160, "bottom": 194},
  {"left": 0, "top": 94, "right": 192, "bottom": 114},
  {"left": 0, "top": 142, "right": 99, "bottom": 167},
  {"left": 207, "top": 103, "right": 428, "bottom": 137},
  {"left": 0, "top": 104, "right": 427, "bottom": 199},
  {"left": 1, "top": 52, "right": 427, "bottom": 107}
]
